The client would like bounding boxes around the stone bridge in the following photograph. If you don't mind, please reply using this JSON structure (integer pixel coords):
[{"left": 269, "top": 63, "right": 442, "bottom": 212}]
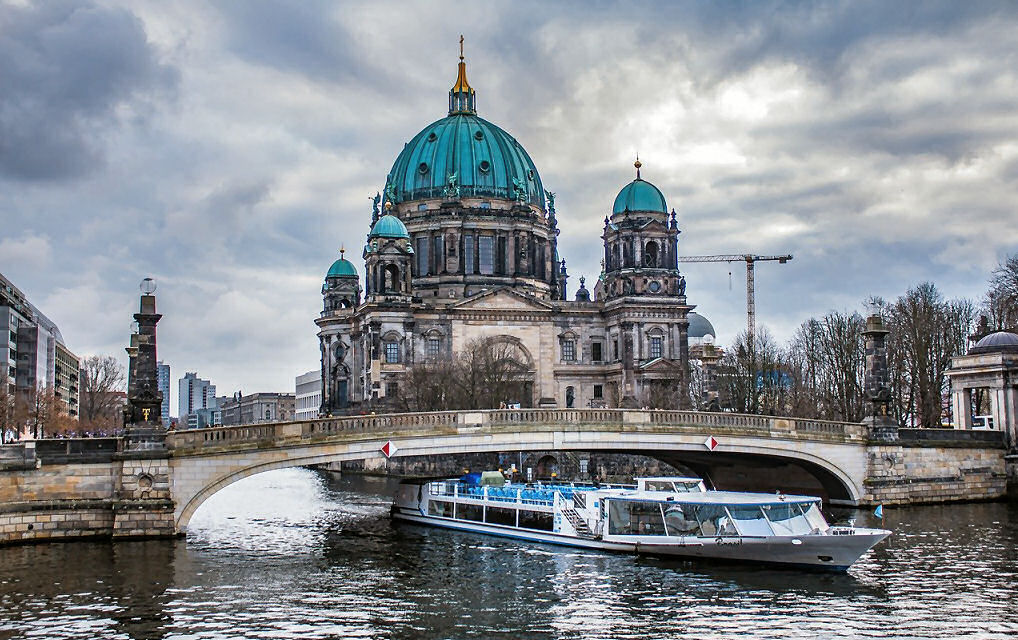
[{"left": 0, "top": 409, "right": 1009, "bottom": 545}]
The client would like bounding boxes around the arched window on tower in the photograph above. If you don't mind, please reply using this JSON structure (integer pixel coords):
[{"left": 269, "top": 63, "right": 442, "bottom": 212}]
[
  {"left": 383, "top": 264, "right": 401, "bottom": 293},
  {"left": 644, "top": 241, "right": 658, "bottom": 268}
]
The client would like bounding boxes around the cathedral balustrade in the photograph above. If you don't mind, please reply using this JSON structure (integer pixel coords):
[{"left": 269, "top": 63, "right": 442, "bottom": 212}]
[{"left": 164, "top": 408, "right": 863, "bottom": 455}]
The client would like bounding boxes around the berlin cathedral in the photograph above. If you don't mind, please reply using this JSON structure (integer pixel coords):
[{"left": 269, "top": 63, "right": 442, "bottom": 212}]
[{"left": 316, "top": 47, "right": 716, "bottom": 413}]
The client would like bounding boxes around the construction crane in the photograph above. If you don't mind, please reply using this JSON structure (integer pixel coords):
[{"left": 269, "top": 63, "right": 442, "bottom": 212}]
[{"left": 678, "top": 254, "right": 793, "bottom": 351}]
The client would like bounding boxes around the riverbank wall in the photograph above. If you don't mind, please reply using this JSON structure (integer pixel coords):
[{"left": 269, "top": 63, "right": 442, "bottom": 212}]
[{"left": 0, "top": 439, "right": 176, "bottom": 546}]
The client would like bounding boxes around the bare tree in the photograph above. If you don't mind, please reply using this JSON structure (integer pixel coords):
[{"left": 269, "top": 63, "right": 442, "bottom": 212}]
[
  {"left": 984, "top": 253, "right": 1018, "bottom": 330},
  {"left": 715, "top": 328, "right": 787, "bottom": 414},
  {"left": 13, "top": 385, "right": 64, "bottom": 439},
  {"left": 392, "top": 357, "right": 460, "bottom": 412},
  {"left": 0, "top": 382, "right": 16, "bottom": 443},
  {"left": 885, "top": 283, "right": 974, "bottom": 428},
  {"left": 395, "top": 337, "right": 532, "bottom": 411},
  {"left": 786, "top": 311, "right": 866, "bottom": 422},
  {"left": 79, "top": 355, "right": 126, "bottom": 429}
]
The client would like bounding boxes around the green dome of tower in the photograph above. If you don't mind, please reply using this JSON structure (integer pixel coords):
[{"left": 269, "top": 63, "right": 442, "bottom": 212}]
[
  {"left": 382, "top": 48, "right": 545, "bottom": 208},
  {"left": 612, "top": 158, "right": 667, "bottom": 214},
  {"left": 369, "top": 213, "right": 410, "bottom": 239},
  {"left": 326, "top": 255, "right": 358, "bottom": 279}
]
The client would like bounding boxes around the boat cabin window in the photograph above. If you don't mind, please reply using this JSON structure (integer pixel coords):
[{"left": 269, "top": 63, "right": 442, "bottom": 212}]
[
  {"left": 518, "top": 511, "right": 553, "bottom": 531},
  {"left": 607, "top": 500, "right": 667, "bottom": 536},
  {"left": 801, "top": 501, "right": 829, "bottom": 532},
  {"left": 641, "top": 479, "right": 703, "bottom": 493},
  {"left": 763, "top": 503, "right": 815, "bottom": 536},
  {"left": 663, "top": 504, "right": 700, "bottom": 535},
  {"left": 727, "top": 505, "right": 773, "bottom": 537},
  {"left": 456, "top": 503, "right": 483, "bottom": 522},
  {"left": 428, "top": 500, "right": 452, "bottom": 517},
  {"left": 485, "top": 506, "right": 517, "bottom": 527},
  {"left": 691, "top": 505, "right": 738, "bottom": 537}
]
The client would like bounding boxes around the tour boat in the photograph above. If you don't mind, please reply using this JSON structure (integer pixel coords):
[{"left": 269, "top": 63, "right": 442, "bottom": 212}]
[{"left": 391, "top": 474, "right": 890, "bottom": 571}]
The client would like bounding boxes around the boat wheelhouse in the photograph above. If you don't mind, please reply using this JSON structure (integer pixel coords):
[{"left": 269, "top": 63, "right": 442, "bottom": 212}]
[{"left": 392, "top": 475, "right": 890, "bottom": 571}]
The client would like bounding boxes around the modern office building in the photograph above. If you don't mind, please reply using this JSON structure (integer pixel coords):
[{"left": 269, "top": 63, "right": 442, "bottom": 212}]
[
  {"left": 1, "top": 272, "right": 79, "bottom": 418},
  {"left": 156, "top": 361, "right": 171, "bottom": 424},
  {"left": 178, "top": 371, "right": 217, "bottom": 429},
  {"left": 295, "top": 370, "right": 322, "bottom": 421}
]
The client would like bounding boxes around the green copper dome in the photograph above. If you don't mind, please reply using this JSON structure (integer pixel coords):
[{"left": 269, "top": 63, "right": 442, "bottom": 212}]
[
  {"left": 382, "top": 54, "right": 544, "bottom": 208},
  {"left": 326, "top": 257, "right": 358, "bottom": 279},
  {"left": 612, "top": 178, "right": 667, "bottom": 214},
  {"left": 369, "top": 213, "right": 410, "bottom": 239},
  {"left": 384, "top": 114, "right": 545, "bottom": 207}
]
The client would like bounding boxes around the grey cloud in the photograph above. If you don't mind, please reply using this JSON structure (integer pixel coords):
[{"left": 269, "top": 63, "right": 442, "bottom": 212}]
[
  {"left": 210, "top": 0, "right": 412, "bottom": 95},
  {"left": 0, "top": 0, "right": 177, "bottom": 181}
]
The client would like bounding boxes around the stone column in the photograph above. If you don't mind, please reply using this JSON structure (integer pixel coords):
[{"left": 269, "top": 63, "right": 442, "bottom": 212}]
[
  {"left": 123, "top": 289, "right": 165, "bottom": 452},
  {"left": 951, "top": 386, "right": 972, "bottom": 430},
  {"left": 621, "top": 322, "right": 637, "bottom": 407},
  {"left": 115, "top": 281, "right": 175, "bottom": 539},
  {"left": 678, "top": 316, "right": 691, "bottom": 410},
  {"left": 861, "top": 312, "right": 898, "bottom": 441}
]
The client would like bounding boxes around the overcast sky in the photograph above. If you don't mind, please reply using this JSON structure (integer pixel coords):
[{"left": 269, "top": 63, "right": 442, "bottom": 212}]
[{"left": 2, "top": 0, "right": 1017, "bottom": 414}]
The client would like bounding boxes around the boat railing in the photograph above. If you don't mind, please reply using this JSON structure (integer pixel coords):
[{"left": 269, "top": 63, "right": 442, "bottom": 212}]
[{"left": 428, "top": 481, "right": 621, "bottom": 507}]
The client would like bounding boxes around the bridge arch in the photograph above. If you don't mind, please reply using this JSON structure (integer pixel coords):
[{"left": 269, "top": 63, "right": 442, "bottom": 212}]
[{"left": 172, "top": 422, "right": 866, "bottom": 532}]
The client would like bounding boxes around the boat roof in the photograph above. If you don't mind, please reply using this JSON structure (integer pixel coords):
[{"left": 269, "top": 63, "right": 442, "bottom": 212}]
[
  {"left": 600, "top": 489, "right": 821, "bottom": 506},
  {"left": 638, "top": 477, "right": 703, "bottom": 483}
]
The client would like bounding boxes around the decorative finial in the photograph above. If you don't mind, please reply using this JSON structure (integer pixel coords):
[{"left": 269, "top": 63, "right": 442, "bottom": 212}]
[
  {"left": 384, "top": 200, "right": 393, "bottom": 211},
  {"left": 449, "top": 35, "right": 476, "bottom": 115},
  {"left": 340, "top": 246, "right": 345, "bottom": 257},
  {"left": 634, "top": 154, "right": 642, "bottom": 180}
]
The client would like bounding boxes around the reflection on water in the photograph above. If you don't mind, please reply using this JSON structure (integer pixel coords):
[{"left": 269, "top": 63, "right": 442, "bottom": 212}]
[{"left": 1, "top": 468, "right": 1016, "bottom": 639}]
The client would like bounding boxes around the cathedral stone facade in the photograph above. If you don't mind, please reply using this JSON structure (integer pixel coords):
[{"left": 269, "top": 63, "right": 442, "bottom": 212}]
[{"left": 316, "top": 51, "right": 702, "bottom": 413}]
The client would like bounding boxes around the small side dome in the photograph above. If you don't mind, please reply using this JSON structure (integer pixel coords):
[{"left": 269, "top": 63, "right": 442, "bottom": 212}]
[
  {"left": 970, "top": 331, "right": 1018, "bottom": 355},
  {"left": 687, "top": 312, "right": 716, "bottom": 341},
  {"left": 575, "top": 276, "right": 590, "bottom": 302},
  {"left": 369, "top": 214, "right": 410, "bottom": 239},
  {"left": 612, "top": 159, "right": 668, "bottom": 214},
  {"left": 327, "top": 257, "right": 358, "bottom": 279}
]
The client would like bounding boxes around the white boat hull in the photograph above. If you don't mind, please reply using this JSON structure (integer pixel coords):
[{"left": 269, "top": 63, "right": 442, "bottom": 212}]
[{"left": 391, "top": 505, "right": 887, "bottom": 571}]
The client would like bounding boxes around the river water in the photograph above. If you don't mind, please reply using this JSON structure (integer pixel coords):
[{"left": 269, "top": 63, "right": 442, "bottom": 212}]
[{"left": 1, "top": 468, "right": 1016, "bottom": 640}]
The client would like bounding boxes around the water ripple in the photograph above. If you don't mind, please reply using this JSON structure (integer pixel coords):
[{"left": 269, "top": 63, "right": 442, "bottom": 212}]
[{"left": 0, "top": 468, "right": 1015, "bottom": 639}]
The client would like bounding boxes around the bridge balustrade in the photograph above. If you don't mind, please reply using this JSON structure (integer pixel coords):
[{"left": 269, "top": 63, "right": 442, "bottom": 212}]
[
  {"left": 165, "top": 408, "right": 863, "bottom": 455},
  {"left": 647, "top": 411, "right": 771, "bottom": 430},
  {"left": 488, "top": 409, "right": 624, "bottom": 426}
]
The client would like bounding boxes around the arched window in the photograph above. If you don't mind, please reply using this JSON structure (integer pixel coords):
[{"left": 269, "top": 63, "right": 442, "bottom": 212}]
[
  {"left": 644, "top": 241, "right": 658, "bottom": 268},
  {"left": 383, "top": 264, "right": 400, "bottom": 292},
  {"left": 385, "top": 341, "right": 400, "bottom": 363}
]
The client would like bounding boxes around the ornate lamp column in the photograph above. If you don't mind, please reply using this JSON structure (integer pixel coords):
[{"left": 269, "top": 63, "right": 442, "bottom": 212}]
[
  {"left": 122, "top": 278, "right": 166, "bottom": 453},
  {"left": 862, "top": 309, "right": 898, "bottom": 441}
]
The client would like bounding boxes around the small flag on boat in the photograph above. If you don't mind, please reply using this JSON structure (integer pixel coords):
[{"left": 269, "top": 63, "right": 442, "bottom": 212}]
[
  {"left": 874, "top": 504, "right": 883, "bottom": 519},
  {"left": 380, "top": 441, "right": 398, "bottom": 458}
]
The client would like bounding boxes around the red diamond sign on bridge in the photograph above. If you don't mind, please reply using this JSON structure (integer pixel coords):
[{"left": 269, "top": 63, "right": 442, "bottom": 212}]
[
  {"left": 380, "top": 441, "right": 398, "bottom": 458},
  {"left": 704, "top": 436, "right": 719, "bottom": 451}
]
